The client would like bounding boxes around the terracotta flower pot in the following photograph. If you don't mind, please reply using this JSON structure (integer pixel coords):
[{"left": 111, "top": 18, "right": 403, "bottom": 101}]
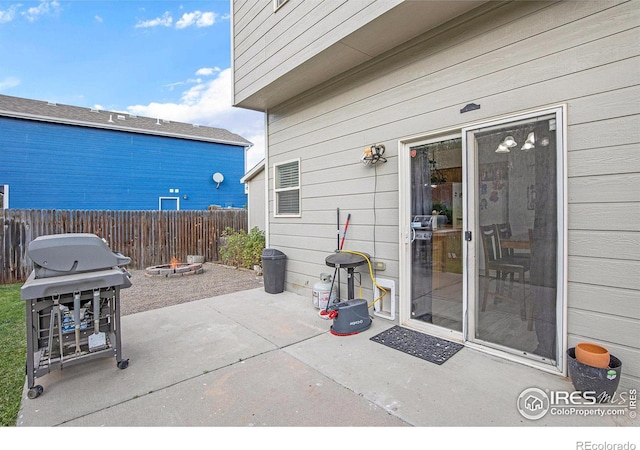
[{"left": 575, "top": 342, "right": 610, "bottom": 369}]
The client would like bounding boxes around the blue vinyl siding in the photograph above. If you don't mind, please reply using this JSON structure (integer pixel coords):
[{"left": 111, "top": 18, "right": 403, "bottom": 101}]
[{"left": 0, "top": 117, "right": 247, "bottom": 210}]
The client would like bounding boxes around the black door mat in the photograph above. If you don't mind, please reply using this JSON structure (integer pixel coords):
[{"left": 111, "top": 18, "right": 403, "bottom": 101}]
[{"left": 370, "top": 325, "right": 463, "bottom": 365}]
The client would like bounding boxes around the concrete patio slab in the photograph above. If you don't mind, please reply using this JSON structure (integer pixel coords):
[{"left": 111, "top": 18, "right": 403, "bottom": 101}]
[{"left": 14, "top": 287, "right": 636, "bottom": 441}]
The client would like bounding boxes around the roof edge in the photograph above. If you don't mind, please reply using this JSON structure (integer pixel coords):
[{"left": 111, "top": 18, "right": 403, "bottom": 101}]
[
  {"left": 0, "top": 108, "right": 253, "bottom": 148},
  {"left": 241, "top": 159, "right": 265, "bottom": 182}
]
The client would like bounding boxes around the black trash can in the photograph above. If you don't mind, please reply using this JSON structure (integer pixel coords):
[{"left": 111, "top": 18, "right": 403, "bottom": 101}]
[{"left": 262, "top": 248, "right": 286, "bottom": 294}]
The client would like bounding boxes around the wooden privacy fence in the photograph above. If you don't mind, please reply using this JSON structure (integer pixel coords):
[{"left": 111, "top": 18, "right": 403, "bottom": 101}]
[{"left": 1, "top": 208, "right": 247, "bottom": 284}]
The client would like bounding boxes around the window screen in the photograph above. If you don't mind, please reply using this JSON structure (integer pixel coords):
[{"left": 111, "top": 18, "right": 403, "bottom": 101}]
[{"left": 274, "top": 160, "right": 300, "bottom": 216}]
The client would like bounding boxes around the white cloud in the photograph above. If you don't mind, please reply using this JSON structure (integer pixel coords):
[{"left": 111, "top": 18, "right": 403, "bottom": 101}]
[
  {"left": 134, "top": 9, "right": 225, "bottom": 31},
  {"left": 126, "top": 68, "right": 265, "bottom": 171},
  {"left": 0, "top": 76, "right": 20, "bottom": 91},
  {"left": 94, "top": 15, "right": 103, "bottom": 23},
  {"left": 195, "top": 67, "right": 220, "bottom": 76},
  {"left": 174, "top": 12, "right": 195, "bottom": 29},
  {"left": 135, "top": 11, "right": 172, "bottom": 28},
  {"left": 0, "top": 4, "right": 20, "bottom": 23},
  {"left": 22, "top": 0, "right": 60, "bottom": 23},
  {"left": 163, "top": 81, "right": 186, "bottom": 91},
  {"left": 175, "top": 11, "right": 216, "bottom": 29},
  {"left": 163, "top": 75, "right": 210, "bottom": 91},
  {"left": 196, "top": 12, "right": 215, "bottom": 27}
]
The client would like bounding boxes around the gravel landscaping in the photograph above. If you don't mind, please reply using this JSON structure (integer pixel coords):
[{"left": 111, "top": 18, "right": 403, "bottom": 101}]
[{"left": 119, "top": 262, "right": 264, "bottom": 316}]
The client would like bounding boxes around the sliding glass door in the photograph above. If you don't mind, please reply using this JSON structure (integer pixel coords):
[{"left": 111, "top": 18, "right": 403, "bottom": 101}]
[
  {"left": 401, "top": 106, "right": 565, "bottom": 369},
  {"left": 407, "top": 136, "right": 464, "bottom": 337},
  {"left": 466, "top": 108, "right": 564, "bottom": 365}
]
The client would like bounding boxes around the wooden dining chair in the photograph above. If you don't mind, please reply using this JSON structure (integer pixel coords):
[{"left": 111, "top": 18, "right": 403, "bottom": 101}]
[
  {"left": 480, "top": 224, "right": 531, "bottom": 328},
  {"left": 496, "top": 222, "right": 514, "bottom": 253},
  {"left": 497, "top": 222, "right": 531, "bottom": 261}
]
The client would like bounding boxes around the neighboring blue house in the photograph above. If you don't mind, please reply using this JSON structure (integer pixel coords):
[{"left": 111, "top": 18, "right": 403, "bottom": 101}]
[{"left": 0, "top": 94, "right": 252, "bottom": 210}]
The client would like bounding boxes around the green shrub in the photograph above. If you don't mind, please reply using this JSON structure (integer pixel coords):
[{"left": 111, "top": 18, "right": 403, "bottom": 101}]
[{"left": 219, "top": 227, "right": 265, "bottom": 269}]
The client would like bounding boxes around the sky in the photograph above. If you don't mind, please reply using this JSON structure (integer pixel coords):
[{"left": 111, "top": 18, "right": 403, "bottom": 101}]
[{"left": 0, "top": 0, "right": 265, "bottom": 170}]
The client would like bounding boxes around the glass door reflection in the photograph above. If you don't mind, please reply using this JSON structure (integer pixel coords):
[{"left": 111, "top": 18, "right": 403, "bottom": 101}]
[{"left": 409, "top": 138, "right": 463, "bottom": 332}]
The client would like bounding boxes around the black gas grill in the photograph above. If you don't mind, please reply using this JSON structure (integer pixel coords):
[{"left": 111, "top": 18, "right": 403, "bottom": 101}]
[{"left": 20, "top": 233, "right": 132, "bottom": 399}]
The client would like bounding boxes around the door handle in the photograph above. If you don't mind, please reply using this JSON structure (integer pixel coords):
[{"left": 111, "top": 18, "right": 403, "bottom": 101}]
[{"left": 405, "top": 227, "right": 416, "bottom": 244}]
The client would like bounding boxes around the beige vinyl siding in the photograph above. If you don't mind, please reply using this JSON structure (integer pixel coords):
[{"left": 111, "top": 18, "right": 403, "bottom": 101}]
[
  {"left": 233, "top": 0, "right": 402, "bottom": 104},
  {"left": 262, "top": 0, "right": 639, "bottom": 385},
  {"left": 267, "top": 2, "right": 636, "bottom": 142},
  {"left": 569, "top": 283, "right": 640, "bottom": 382},
  {"left": 570, "top": 203, "right": 640, "bottom": 231},
  {"left": 233, "top": 0, "right": 273, "bottom": 48},
  {"left": 246, "top": 167, "right": 266, "bottom": 231},
  {"left": 235, "top": 1, "right": 333, "bottom": 72}
]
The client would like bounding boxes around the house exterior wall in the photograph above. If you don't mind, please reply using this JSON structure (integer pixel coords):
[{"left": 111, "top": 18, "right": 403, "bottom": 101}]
[
  {"left": 232, "top": 0, "right": 488, "bottom": 111},
  {"left": 233, "top": 0, "right": 399, "bottom": 106},
  {"left": 251, "top": 0, "right": 639, "bottom": 387},
  {"left": 246, "top": 166, "right": 266, "bottom": 231},
  {"left": 0, "top": 116, "right": 247, "bottom": 210}
]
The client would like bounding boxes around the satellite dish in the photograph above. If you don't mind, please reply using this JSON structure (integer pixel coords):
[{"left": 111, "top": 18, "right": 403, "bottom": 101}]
[{"left": 212, "top": 172, "right": 224, "bottom": 189}]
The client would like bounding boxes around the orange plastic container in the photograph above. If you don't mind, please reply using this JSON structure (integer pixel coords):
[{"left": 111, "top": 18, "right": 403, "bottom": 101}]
[{"left": 575, "top": 342, "right": 610, "bottom": 369}]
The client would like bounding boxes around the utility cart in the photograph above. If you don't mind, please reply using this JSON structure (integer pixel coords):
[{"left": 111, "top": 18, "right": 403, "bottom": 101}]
[{"left": 20, "top": 233, "right": 132, "bottom": 399}]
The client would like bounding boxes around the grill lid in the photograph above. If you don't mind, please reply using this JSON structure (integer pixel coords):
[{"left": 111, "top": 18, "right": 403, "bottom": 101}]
[{"left": 28, "top": 233, "right": 131, "bottom": 278}]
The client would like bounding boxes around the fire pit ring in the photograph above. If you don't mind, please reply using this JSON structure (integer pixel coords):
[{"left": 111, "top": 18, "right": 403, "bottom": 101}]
[{"left": 145, "top": 262, "right": 204, "bottom": 278}]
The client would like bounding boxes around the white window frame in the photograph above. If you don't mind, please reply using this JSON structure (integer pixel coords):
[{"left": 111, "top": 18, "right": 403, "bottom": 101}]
[
  {"left": 159, "top": 197, "right": 180, "bottom": 211},
  {"left": 274, "top": 158, "right": 301, "bottom": 217},
  {"left": 1, "top": 184, "right": 8, "bottom": 209}
]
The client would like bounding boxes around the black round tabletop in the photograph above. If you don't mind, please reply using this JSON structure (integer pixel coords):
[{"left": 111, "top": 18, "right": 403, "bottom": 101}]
[{"left": 325, "top": 251, "right": 370, "bottom": 269}]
